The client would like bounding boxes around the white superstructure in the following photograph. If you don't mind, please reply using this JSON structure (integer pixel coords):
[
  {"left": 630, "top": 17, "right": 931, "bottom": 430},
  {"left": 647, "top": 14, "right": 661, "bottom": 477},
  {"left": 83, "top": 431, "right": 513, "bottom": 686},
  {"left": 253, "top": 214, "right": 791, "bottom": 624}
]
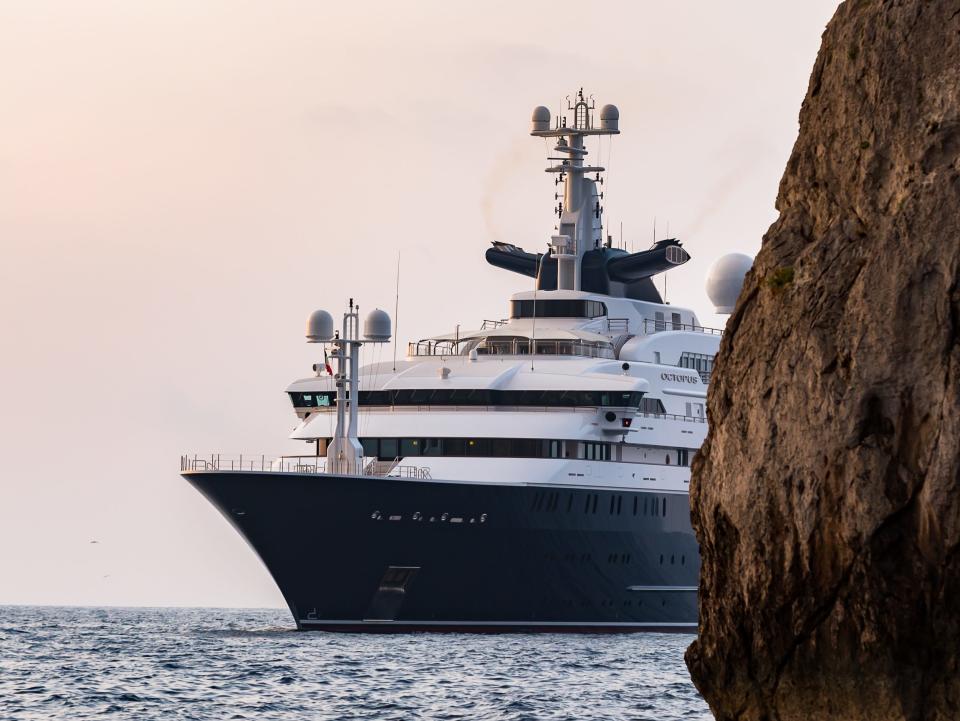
[{"left": 284, "top": 90, "right": 741, "bottom": 499}]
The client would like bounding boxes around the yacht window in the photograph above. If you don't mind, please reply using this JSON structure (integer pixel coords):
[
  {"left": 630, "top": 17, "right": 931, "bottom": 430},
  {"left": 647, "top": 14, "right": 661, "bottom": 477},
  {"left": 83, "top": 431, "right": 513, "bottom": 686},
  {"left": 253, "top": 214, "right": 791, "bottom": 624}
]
[
  {"left": 360, "top": 437, "right": 611, "bottom": 461},
  {"left": 655, "top": 311, "right": 665, "bottom": 331},
  {"left": 678, "top": 352, "right": 716, "bottom": 383},
  {"left": 380, "top": 438, "right": 398, "bottom": 459},
  {"left": 445, "top": 438, "right": 466, "bottom": 456},
  {"left": 400, "top": 439, "right": 421, "bottom": 457},
  {"left": 290, "top": 389, "right": 647, "bottom": 409},
  {"left": 465, "top": 439, "right": 488, "bottom": 456},
  {"left": 510, "top": 299, "right": 607, "bottom": 319},
  {"left": 639, "top": 397, "right": 666, "bottom": 415},
  {"left": 361, "top": 438, "right": 378, "bottom": 457},
  {"left": 672, "top": 312, "right": 682, "bottom": 330}
]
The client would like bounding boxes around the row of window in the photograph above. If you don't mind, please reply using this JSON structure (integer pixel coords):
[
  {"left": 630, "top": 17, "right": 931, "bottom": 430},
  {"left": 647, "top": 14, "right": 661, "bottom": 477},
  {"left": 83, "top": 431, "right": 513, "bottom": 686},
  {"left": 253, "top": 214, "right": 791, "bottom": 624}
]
[
  {"left": 678, "top": 352, "right": 715, "bottom": 383},
  {"left": 319, "top": 437, "right": 692, "bottom": 465},
  {"left": 509, "top": 299, "right": 607, "bottom": 319},
  {"left": 532, "top": 490, "right": 670, "bottom": 517},
  {"left": 359, "top": 437, "right": 614, "bottom": 461},
  {"left": 291, "top": 389, "right": 650, "bottom": 409}
]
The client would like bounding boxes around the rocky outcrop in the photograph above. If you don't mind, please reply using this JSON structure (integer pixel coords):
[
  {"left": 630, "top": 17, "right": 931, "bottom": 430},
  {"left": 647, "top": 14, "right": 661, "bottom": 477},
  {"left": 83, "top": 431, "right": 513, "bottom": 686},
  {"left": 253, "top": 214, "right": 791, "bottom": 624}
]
[{"left": 686, "top": 2, "right": 960, "bottom": 719}]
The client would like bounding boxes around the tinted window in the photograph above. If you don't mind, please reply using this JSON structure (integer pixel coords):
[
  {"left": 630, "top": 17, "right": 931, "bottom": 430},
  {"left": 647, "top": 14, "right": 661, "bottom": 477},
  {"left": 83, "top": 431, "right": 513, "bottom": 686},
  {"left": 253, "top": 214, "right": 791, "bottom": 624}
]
[
  {"left": 510, "top": 299, "right": 607, "bottom": 319},
  {"left": 292, "top": 389, "right": 645, "bottom": 408},
  {"left": 380, "top": 438, "right": 398, "bottom": 459},
  {"left": 400, "top": 439, "right": 421, "bottom": 457}
]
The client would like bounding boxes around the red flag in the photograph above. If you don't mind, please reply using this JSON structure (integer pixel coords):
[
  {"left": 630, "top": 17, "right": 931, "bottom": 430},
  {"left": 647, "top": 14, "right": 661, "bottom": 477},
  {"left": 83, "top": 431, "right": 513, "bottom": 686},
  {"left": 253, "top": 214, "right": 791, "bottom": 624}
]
[{"left": 323, "top": 349, "right": 334, "bottom": 376}]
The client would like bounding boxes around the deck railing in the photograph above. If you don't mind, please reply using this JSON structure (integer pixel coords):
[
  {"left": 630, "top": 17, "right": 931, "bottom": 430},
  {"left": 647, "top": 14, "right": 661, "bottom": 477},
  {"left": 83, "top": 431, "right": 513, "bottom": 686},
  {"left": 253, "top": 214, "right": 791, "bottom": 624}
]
[
  {"left": 642, "top": 318, "right": 724, "bottom": 336},
  {"left": 480, "top": 318, "right": 510, "bottom": 330},
  {"left": 180, "top": 454, "right": 431, "bottom": 478},
  {"left": 407, "top": 337, "right": 615, "bottom": 359}
]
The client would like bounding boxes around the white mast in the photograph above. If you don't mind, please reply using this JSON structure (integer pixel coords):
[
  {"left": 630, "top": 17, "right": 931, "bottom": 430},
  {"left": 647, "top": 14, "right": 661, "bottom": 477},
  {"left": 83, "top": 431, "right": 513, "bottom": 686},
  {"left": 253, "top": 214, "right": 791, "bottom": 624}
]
[
  {"left": 307, "top": 302, "right": 391, "bottom": 474},
  {"left": 530, "top": 89, "right": 619, "bottom": 291}
]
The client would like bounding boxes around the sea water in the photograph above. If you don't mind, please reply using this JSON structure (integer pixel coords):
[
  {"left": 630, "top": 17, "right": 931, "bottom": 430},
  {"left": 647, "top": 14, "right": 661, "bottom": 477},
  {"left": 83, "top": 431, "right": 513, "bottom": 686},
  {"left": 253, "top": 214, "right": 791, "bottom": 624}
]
[{"left": 0, "top": 606, "right": 710, "bottom": 720}]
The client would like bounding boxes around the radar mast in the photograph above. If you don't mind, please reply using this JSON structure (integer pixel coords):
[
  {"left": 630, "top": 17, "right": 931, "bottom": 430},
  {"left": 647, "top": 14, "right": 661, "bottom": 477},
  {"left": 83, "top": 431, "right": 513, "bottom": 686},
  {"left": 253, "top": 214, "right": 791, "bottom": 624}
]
[{"left": 530, "top": 89, "right": 620, "bottom": 291}]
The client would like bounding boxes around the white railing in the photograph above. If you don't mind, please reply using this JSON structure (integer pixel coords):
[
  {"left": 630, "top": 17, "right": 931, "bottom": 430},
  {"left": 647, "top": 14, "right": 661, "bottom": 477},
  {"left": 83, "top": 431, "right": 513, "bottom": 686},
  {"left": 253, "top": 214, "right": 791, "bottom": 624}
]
[
  {"left": 480, "top": 318, "right": 510, "bottom": 329},
  {"left": 642, "top": 318, "right": 724, "bottom": 336},
  {"left": 606, "top": 317, "right": 630, "bottom": 333},
  {"left": 407, "top": 337, "right": 615, "bottom": 359},
  {"left": 180, "top": 454, "right": 432, "bottom": 478}
]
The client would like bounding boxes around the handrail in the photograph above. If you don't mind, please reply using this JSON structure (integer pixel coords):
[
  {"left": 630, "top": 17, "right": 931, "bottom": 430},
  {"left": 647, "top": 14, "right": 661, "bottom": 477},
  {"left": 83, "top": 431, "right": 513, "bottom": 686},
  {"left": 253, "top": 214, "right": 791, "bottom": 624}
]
[
  {"left": 635, "top": 412, "right": 706, "bottom": 423},
  {"left": 180, "top": 454, "right": 432, "bottom": 478},
  {"left": 642, "top": 318, "right": 724, "bottom": 336},
  {"left": 480, "top": 318, "right": 510, "bottom": 330},
  {"left": 606, "top": 317, "right": 630, "bottom": 333},
  {"left": 407, "top": 337, "right": 615, "bottom": 359}
]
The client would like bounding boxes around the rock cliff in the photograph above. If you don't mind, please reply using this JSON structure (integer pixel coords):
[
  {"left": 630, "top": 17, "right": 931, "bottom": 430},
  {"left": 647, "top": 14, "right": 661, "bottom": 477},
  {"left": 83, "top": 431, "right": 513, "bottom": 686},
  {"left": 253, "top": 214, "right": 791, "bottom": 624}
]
[{"left": 686, "top": 2, "right": 960, "bottom": 719}]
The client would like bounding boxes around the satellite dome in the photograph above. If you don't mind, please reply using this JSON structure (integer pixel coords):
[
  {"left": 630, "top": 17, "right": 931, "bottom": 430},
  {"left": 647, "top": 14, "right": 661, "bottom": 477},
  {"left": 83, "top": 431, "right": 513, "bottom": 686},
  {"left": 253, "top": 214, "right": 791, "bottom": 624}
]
[
  {"left": 531, "top": 106, "right": 551, "bottom": 133},
  {"left": 363, "top": 308, "right": 391, "bottom": 342},
  {"left": 600, "top": 104, "right": 619, "bottom": 131},
  {"left": 706, "top": 253, "right": 754, "bottom": 314},
  {"left": 306, "top": 309, "right": 333, "bottom": 342}
]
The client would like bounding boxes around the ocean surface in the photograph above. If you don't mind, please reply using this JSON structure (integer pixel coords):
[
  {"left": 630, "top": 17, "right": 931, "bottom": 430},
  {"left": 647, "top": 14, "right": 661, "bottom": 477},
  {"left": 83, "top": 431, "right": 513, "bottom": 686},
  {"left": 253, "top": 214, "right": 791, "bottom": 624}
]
[{"left": 0, "top": 606, "right": 711, "bottom": 720}]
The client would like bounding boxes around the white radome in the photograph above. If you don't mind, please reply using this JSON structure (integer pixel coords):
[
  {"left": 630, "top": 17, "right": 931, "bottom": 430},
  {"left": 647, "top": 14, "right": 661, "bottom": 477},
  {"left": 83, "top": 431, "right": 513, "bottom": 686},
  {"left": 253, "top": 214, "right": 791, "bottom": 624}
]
[
  {"left": 363, "top": 308, "right": 392, "bottom": 342},
  {"left": 306, "top": 309, "right": 334, "bottom": 342},
  {"left": 530, "top": 106, "right": 551, "bottom": 133},
  {"left": 706, "top": 253, "right": 754, "bottom": 314}
]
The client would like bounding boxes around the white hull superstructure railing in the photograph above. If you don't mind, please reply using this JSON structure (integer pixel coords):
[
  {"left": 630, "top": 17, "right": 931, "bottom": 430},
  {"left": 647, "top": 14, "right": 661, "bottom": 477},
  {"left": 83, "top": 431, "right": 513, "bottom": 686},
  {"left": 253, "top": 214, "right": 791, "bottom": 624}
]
[
  {"left": 408, "top": 338, "right": 615, "bottom": 358},
  {"left": 642, "top": 319, "right": 725, "bottom": 335},
  {"left": 180, "top": 454, "right": 431, "bottom": 479},
  {"left": 294, "top": 405, "right": 707, "bottom": 424}
]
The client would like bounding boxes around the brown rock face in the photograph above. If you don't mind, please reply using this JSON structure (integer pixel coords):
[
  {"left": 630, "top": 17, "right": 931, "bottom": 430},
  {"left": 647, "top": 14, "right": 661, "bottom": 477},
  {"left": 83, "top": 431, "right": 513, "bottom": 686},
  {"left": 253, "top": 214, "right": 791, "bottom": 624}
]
[{"left": 686, "top": 2, "right": 960, "bottom": 720}]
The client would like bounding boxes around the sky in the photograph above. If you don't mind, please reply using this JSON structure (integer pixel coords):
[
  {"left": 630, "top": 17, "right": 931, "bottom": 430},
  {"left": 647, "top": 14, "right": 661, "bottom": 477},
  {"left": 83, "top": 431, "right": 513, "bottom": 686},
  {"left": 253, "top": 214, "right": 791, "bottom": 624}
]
[{"left": 0, "top": 0, "right": 839, "bottom": 608}]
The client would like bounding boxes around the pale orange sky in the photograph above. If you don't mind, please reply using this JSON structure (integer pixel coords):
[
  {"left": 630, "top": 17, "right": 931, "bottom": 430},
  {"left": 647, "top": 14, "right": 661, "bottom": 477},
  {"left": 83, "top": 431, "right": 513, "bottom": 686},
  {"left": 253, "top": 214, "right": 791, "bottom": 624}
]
[{"left": 0, "top": 1, "right": 838, "bottom": 607}]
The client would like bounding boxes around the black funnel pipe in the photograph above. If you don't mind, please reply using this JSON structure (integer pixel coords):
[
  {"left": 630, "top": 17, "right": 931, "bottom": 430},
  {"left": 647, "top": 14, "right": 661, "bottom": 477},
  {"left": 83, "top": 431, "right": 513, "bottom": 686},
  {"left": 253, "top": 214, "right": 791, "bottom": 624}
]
[
  {"left": 606, "top": 239, "right": 690, "bottom": 282},
  {"left": 484, "top": 239, "right": 688, "bottom": 303},
  {"left": 484, "top": 243, "right": 541, "bottom": 278}
]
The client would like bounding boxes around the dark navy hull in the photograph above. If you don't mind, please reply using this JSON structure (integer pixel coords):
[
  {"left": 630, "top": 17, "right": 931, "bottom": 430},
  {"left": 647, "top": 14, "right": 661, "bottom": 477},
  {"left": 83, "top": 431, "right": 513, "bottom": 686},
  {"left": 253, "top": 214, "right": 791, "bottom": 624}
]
[{"left": 183, "top": 471, "right": 699, "bottom": 632}]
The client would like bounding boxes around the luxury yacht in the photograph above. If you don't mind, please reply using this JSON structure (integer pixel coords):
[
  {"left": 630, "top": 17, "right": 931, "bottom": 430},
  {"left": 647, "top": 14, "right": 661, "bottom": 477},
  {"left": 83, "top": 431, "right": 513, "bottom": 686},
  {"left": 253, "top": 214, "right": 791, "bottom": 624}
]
[{"left": 182, "top": 90, "right": 750, "bottom": 632}]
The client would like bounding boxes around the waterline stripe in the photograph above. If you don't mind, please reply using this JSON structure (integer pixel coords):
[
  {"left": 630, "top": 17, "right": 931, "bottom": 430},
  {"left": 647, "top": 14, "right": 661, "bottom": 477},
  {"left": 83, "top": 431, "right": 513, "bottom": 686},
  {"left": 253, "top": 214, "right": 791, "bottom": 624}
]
[
  {"left": 625, "top": 586, "right": 698, "bottom": 592},
  {"left": 299, "top": 619, "right": 697, "bottom": 628}
]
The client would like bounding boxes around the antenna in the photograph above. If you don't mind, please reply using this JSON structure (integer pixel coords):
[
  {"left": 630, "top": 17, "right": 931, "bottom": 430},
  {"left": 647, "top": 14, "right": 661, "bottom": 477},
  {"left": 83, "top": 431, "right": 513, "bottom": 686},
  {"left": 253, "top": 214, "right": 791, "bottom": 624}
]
[
  {"left": 664, "top": 221, "right": 670, "bottom": 302},
  {"left": 531, "top": 254, "right": 541, "bottom": 371},
  {"left": 392, "top": 251, "right": 401, "bottom": 372}
]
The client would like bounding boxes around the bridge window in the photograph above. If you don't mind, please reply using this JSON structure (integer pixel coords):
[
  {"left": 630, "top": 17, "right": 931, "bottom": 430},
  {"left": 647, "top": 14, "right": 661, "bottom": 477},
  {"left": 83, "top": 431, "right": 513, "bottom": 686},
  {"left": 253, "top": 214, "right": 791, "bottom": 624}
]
[{"left": 510, "top": 299, "right": 607, "bottom": 319}]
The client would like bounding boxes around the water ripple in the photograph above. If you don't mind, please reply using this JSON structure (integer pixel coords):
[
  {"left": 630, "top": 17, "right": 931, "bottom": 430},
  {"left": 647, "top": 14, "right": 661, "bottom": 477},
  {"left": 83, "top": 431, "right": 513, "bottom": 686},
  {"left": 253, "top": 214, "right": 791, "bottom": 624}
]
[{"left": 0, "top": 606, "right": 710, "bottom": 720}]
